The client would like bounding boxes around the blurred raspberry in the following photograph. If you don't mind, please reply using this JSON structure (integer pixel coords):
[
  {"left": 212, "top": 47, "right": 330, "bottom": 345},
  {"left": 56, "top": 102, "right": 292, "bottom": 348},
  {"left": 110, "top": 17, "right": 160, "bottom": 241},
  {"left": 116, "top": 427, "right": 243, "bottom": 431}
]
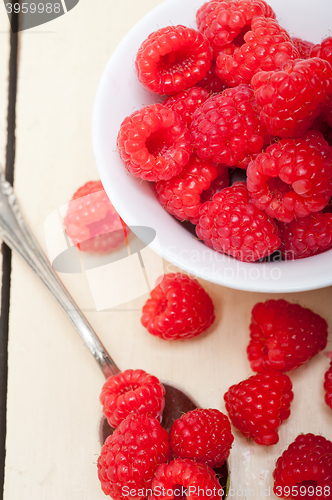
[
  {"left": 141, "top": 273, "right": 215, "bottom": 340},
  {"left": 135, "top": 25, "right": 212, "bottom": 95},
  {"left": 324, "top": 360, "right": 332, "bottom": 410},
  {"left": 163, "top": 87, "right": 210, "bottom": 128},
  {"left": 247, "top": 299, "right": 328, "bottom": 372},
  {"left": 117, "top": 104, "right": 191, "bottom": 181},
  {"left": 100, "top": 369, "right": 165, "bottom": 427},
  {"left": 311, "top": 36, "right": 332, "bottom": 66},
  {"left": 291, "top": 36, "right": 314, "bottom": 59}
]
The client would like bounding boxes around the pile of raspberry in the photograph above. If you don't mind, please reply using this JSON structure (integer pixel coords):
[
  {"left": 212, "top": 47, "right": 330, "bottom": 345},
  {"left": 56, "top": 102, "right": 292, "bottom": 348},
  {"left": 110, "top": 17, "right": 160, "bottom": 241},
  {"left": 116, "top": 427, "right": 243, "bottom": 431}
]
[{"left": 117, "top": 0, "right": 332, "bottom": 262}]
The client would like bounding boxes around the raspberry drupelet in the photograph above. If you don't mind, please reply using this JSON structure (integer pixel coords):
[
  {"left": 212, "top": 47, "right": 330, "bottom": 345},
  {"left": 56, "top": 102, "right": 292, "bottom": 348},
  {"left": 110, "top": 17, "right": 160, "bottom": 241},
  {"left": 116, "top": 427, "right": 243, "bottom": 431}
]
[
  {"left": 246, "top": 131, "right": 332, "bottom": 223},
  {"left": 117, "top": 104, "right": 191, "bottom": 182},
  {"left": 273, "top": 433, "right": 332, "bottom": 500},
  {"left": 149, "top": 458, "right": 223, "bottom": 500},
  {"left": 141, "top": 273, "right": 215, "bottom": 341},
  {"left": 216, "top": 17, "right": 298, "bottom": 87},
  {"left": 135, "top": 25, "right": 212, "bottom": 95},
  {"left": 190, "top": 84, "right": 266, "bottom": 167},
  {"left": 97, "top": 414, "right": 171, "bottom": 500},
  {"left": 247, "top": 299, "right": 328, "bottom": 373},
  {"left": 170, "top": 408, "right": 234, "bottom": 468},
  {"left": 154, "top": 156, "right": 219, "bottom": 225},
  {"left": 251, "top": 58, "right": 332, "bottom": 138},
  {"left": 291, "top": 37, "right": 314, "bottom": 59},
  {"left": 224, "top": 371, "right": 293, "bottom": 446},
  {"left": 311, "top": 36, "right": 332, "bottom": 66},
  {"left": 163, "top": 87, "right": 210, "bottom": 128},
  {"left": 196, "top": 0, "right": 276, "bottom": 55},
  {"left": 200, "top": 168, "right": 230, "bottom": 203},
  {"left": 100, "top": 369, "right": 165, "bottom": 427},
  {"left": 196, "top": 59, "right": 229, "bottom": 93},
  {"left": 196, "top": 182, "right": 280, "bottom": 262},
  {"left": 279, "top": 211, "right": 332, "bottom": 260},
  {"left": 324, "top": 360, "right": 332, "bottom": 410},
  {"left": 64, "top": 180, "right": 128, "bottom": 254}
]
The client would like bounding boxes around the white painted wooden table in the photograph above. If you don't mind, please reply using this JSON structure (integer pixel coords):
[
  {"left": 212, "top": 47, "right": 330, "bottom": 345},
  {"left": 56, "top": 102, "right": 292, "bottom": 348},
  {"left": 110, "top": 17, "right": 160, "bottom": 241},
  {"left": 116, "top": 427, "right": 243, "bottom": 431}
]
[{"left": 2, "top": 1, "right": 332, "bottom": 499}]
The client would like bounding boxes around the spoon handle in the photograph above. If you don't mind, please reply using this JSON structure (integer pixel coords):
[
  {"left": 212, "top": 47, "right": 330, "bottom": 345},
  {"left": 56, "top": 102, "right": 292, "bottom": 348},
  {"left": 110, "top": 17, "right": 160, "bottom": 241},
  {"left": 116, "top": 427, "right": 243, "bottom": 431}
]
[{"left": 0, "top": 173, "right": 119, "bottom": 379}]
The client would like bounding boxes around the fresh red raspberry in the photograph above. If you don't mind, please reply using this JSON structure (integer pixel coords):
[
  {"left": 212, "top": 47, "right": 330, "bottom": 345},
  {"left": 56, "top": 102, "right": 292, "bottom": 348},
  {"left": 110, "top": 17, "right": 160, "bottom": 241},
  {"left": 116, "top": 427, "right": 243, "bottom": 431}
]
[
  {"left": 224, "top": 371, "right": 293, "bottom": 446},
  {"left": 273, "top": 433, "right": 332, "bottom": 500},
  {"left": 196, "top": 60, "right": 229, "bottom": 93},
  {"left": 117, "top": 104, "right": 191, "bottom": 182},
  {"left": 154, "top": 156, "right": 218, "bottom": 224},
  {"left": 291, "top": 37, "right": 314, "bottom": 59},
  {"left": 190, "top": 84, "right": 266, "bottom": 166},
  {"left": 200, "top": 168, "right": 230, "bottom": 203},
  {"left": 196, "top": 182, "right": 280, "bottom": 262},
  {"left": 135, "top": 26, "right": 212, "bottom": 95},
  {"left": 246, "top": 131, "right": 332, "bottom": 223},
  {"left": 64, "top": 180, "right": 128, "bottom": 254},
  {"left": 100, "top": 369, "right": 165, "bottom": 427},
  {"left": 216, "top": 17, "right": 298, "bottom": 87},
  {"left": 247, "top": 299, "right": 328, "bottom": 373},
  {"left": 324, "top": 360, "right": 332, "bottom": 410},
  {"left": 163, "top": 87, "right": 210, "bottom": 128},
  {"left": 251, "top": 58, "right": 332, "bottom": 138},
  {"left": 170, "top": 409, "right": 234, "bottom": 468},
  {"left": 149, "top": 458, "right": 223, "bottom": 500},
  {"left": 97, "top": 414, "right": 171, "bottom": 500},
  {"left": 196, "top": 0, "right": 275, "bottom": 54},
  {"left": 279, "top": 212, "right": 332, "bottom": 260},
  {"left": 141, "top": 273, "right": 215, "bottom": 341},
  {"left": 311, "top": 36, "right": 332, "bottom": 66}
]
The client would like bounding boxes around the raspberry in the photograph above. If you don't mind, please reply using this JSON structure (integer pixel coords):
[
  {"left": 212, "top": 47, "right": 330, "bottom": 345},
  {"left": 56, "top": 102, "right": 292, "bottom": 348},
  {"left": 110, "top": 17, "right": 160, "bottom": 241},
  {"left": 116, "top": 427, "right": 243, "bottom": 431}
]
[
  {"left": 311, "top": 36, "right": 332, "bottom": 66},
  {"left": 154, "top": 156, "right": 218, "bottom": 224},
  {"left": 117, "top": 104, "right": 191, "bottom": 182},
  {"left": 279, "top": 212, "right": 332, "bottom": 260},
  {"left": 141, "top": 273, "right": 215, "bottom": 341},
  {"left": 163, "top": 87, "right": 210, "bottom": 128},
  {"left": 196, "top": 182, "right": 280, "bottom": 262},
  {"left": 224, "top": 371, "right": 293, "bottom": 446},
  {"left": 251, "top": 58, "right": 332, "bottom": 138},
  {"left": 200, "top": 168, "right": 230, "bottom": 203},
  {"left": 64, "top": 180, "right": 128, "bottom": 254},
  {"left": 216, "top": 17, "right": 298, "bottom": 87},
  {"left": 291, "top": 37, "right": 314, "bottom": 59},
  {"left": 273, "top": 433, "right": 332, "bottom": 500},
  {"left": 196, "top": 60, "right": 229, "bottom": 93},
  {"left": 170, "top": 409, "right": 234, "bottom": 468},
  {"left": 135, "top": 26, "right": 212, "bottom": 95},
  {"left": 324, "top": 360, "right": 332, "bottom": 410},
  {"left": 247, "top": 299, "right": 328, "bottom": 373},
  {"left": 149, "top": 458, "right": 223, "bottom": 500},
  {"left": 97, "top": 414, "right": 171, "bottom": 499},
  {"left": 190, "top": 84, "right": 266, "bottom": 166},
  {"left": 100, "top": 369, "right": 165, "bottom": 427},
  {"left": 246, "top": 131, "right": 332, "bottom": 223},
  {"left": 196, "top": 0, "right": 275, "bottom": 54}
]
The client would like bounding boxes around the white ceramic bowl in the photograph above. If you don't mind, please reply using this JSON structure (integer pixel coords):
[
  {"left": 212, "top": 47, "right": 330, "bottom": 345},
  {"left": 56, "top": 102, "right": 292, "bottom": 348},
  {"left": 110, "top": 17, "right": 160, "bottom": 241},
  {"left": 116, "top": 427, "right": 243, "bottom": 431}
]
[{"left": 92, "top": 0, "right": 332, "bottom": 293}]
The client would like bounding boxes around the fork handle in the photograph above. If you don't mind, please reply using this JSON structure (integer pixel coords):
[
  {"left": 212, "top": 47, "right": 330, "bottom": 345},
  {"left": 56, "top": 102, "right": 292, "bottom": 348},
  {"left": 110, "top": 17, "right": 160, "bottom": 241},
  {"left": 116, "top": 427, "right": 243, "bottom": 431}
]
[{"left": 0, "top": 174, "right": 119, "bottom": 379}]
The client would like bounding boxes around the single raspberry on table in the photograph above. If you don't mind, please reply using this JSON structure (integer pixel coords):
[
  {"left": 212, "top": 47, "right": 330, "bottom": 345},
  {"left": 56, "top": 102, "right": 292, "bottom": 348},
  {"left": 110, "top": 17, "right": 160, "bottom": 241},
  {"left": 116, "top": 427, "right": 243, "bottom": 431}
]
[
  {"left": 196, "top": 59, "right": 229, "bottom": 93},
  {"left": 170, "top": 408, "right": 234, "bottom": 468},
  {"left": 154, "top": 156, "right": 219, "bottom": 225},
  {"left": 224, "top": 371, "right": 293, "bottom": 446},
  {"left": 100, "top": 369, "right": 165, "bottom": 427},
  {"left": 247, "top": 299, "right": 328, "bottom": 373},
  {"left": 251, "top": 58, "right": 332, "bottom": 138},
  {"left": 216, "top": 17, "right": 298, "bottom": 87},
  {"left": 117, "top": 104, "right": 191, "bottom": 182},
  {"left": 196, "top": 0, "right": 275, "bottom": 54},
  {"left": 190, "top": 84, "right": 266, "bottom": 166},
  {"left": 135, "top": 25, "right": 212, "bottom": 95},
  {"left": 246, "top": 131, "right": 332, "bottom": 223},
  {"left": 163, "top": 87, "right": 210, "bottom": 129},
  {"left": 196, "top": 182, "right": 281, "bottom": 262},
  {"left": 311, "top": 36, "right": 332, "bottom": 66},
  {"left": 141, "top": 273, "right": 215, "bottom": 341},
  {"left": 200, "top": 168, "right": 230, "bottom": 203},
  {"left": 291, "top": 37, "right": 314, "bottom": 59},
  {"left": 279, "top": 211, "right": 332, "bottom": 260},
  {"left": 149, "top": 458, "right": 223, "bottom": 500},
  {"left": 273, "top": 433, "right": 332, "bottom": 500},
  {"left": 97, "top": 414, "right": 171, "bottom": 500},
  {"left": 64, "top": 180, "right": 128, "bottom": 254},
  {"left": 324, "top": 360, "right": 332, "bottom": 410}
]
